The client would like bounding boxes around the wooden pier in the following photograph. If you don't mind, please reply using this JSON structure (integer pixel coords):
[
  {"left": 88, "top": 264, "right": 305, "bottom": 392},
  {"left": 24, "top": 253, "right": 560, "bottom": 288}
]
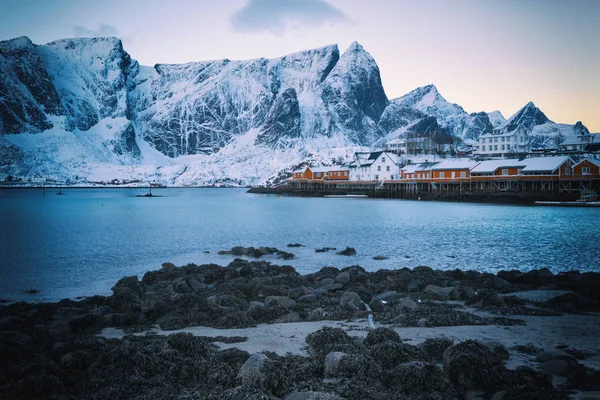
[{"left": 263, "top": 175, "right": 600, "bottom": 203}]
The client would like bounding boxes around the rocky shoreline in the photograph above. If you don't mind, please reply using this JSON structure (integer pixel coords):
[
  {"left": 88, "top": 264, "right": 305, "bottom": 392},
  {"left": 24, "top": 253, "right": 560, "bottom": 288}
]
[{"left": 1, "top": 254, "right": 599, "bottom": 399}]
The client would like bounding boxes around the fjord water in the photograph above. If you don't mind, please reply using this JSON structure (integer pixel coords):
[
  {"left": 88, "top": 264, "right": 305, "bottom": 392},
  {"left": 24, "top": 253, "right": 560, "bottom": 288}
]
[{"left": 1, "top": 188, "right": 598, "bottom": 302}]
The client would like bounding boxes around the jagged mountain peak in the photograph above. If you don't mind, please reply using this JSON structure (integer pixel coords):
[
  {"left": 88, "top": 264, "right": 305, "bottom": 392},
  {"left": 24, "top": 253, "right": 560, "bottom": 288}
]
[
  {"left": 507, "top": 101, "right": 551, "bottom": 130},
  {"left": 0, "top": 36, "right": 35, "bottom": 51},
  {"left": 395, "top": 84, "right": 452, "bottom": 110},
  {"left": 44, "top": 36, "right": 123, "bottom": 48},
  {"left": 487, "top": 110, "right": 506, "bottom": 128}
]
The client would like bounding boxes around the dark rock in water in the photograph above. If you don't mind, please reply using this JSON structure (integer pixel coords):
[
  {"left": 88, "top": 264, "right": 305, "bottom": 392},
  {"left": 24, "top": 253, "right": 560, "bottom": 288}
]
[
  {"left": 407, "top": 279, "right": 419, "bottom": 292},
  {"left": 336, "top": 247, "right": 356, "bottom": 256},
  {"left": 264, "top": 296, "right": 296, "bottom": 309},
  {"left": 418, "top": 337, "right": 454, "bottom": 362},
  {"left": 443, "top": 340, "right": 507, "bottom": 390},
  {"left": 370, "top": 341, "right": 425, "bottom": 369},
  {"left": 512, "top": 344, "right": 539, "bottom": 355},
  {"left": 238, "top": 353, "right": 271, "bottom": 387},
  {"left": 376, "top": 290, "right": 401, "bottom": 304},
  {"left": 450, "top": 285, "right": 476, "bottom": 301},
  {"left": 305, "top": 327, "right": 354, "bottom": 359},
  {"left": 222, "top": 385, "right": 278, "bottom": 400},
  {"left": 422, "top": 284, "right": 454, "bottom": 301},
  {"left": 490, "top": 276, "right": 513, "bottom": 290},
  {"left": 396, "top": 298, "right": 418, "bottom": 311},
  {"left": 535, "top": 349, "right": 577, "bottom": 363},
  {"left": 287, "top": 286, "right": 311, "bottom": 299},
  {"left": 273, "top": 312, "right": 301, "bottom": 324},
  {"left": 335, "top": 271, "right": 350, "bottom": 284},
  {"left": 284, "top": 391, "right": 345, "bottom": 400},
  {"left": 538, "top": 360, "right": 572, "bottom": 377},
  {"left": 339, "top": 291, "right": 362, "bottom": 311},
  {"left": 286, "top": 243, "right": 304, "bottom": 248},
  {"left": 368, "top": 297, "right": 385, "bottom": 312},
  {"left": 386, "top": 361, "right": 461, "bottom": 398},
  {"left": 315, "top": 247, "right": 336, "bottom": 253},
  {"left": 372, "top": 255, "right": 389, "bottom": 260},
  {"left": 363, "top": 327, "right": 401, "bottom": 348},
  {"left": 323, "top": 352, "right": 382, "bottom": 380},
  {"left": 307, "top": 307, "right": 325, "bottom": 321},
  {"left": 503, "top": 366, "right": 566, "bottom": 399},
  {"left": 481, "top": 340, "right": 510, "bottom": 361}
]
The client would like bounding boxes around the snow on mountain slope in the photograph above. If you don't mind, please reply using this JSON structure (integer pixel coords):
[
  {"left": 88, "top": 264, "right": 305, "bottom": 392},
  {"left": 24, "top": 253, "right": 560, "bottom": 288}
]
[
  {"left": 500, "top": 102, "right": 591, "bottom": 148},
  {"left": 0, "top": 37, "right": 63, "bottom": 134},
  {"left": 380, "top": 85, "right": 492, "bottom": 141},
  {"left": 487, "top": 110, "right": 506, "bottom": 128},
  {"left": 37, "top": 37, "right": 133, "bottom": 131}
]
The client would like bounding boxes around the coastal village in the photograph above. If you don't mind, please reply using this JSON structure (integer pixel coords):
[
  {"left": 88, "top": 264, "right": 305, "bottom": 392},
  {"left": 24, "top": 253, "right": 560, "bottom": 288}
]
[{"left": 288, "top": 126, "right": 600, "bottom": 201}]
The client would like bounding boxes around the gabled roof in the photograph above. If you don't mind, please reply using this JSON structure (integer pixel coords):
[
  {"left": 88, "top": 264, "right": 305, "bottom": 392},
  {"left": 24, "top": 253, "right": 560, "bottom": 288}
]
[
  {"left": 470, "top": 159, "right": 526, "bottom": 174},
  {"left": 520, "top": 156, "right": 573, "bottom": 173},
  {"left": 573, "top": 158, "right": 600, "bottom": 169},
  {"left": 431, "top": 159, "right": 479, "bottom": 171},
  {"left": 311, "top": 166, "right": 349, "bottom": 173}
]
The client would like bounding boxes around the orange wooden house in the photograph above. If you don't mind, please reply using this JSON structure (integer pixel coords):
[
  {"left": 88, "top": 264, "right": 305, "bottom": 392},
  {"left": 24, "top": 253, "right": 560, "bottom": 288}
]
[
  {"left": 291, "top": 166, "right": 349, "bottom": 181},
  {"left": 430, "top": 159, "right": 479, "bottom": 180},
  {"left": 572, "top": 159, "right": 600, "bottom": 176}
]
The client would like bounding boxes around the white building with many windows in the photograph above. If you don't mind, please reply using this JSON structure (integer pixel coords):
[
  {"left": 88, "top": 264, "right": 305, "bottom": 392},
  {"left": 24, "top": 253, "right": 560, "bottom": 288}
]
[
  {"left": 473, "top": 125, "right": 529, "bottom": 157},
  {"left": 348, "top": 151, "right": 399, "bottom": 181}
]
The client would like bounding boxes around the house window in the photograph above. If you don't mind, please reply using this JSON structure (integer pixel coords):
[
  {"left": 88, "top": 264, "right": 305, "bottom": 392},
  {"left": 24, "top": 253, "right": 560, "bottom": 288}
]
[
  {"left": 374, "top": 174, "right": 379, "bottom": 179},
  {"left": 507, "top": 144, "right": 511, "bottom": 150},
  {"left": 440, "top": 172, "right": 445, "bottom": 178},
  {"left": 488, "top": 146, "right": 492, "bottom": 151},
  {"left": 460, "top": 171, "right": 466, "bottom": 178},
  {"left": 520, "top": 136, "right": 524, "bottom": 142},
  {"left": 584, "top": 160, "right": 589, "bottom": 164},
  {"left": 386, "top": 166, "right": 390, "bottom": 172},
  {"left": 494, "top": 137, "right": 498, "bottom": 143},
  {"left": 494, "top": 145, "right": 498, "bottom": 151},
  {"left": 489, "top": 138, "right": 493, "bottom": 143},
  {"left": 502, "top": 169, "right": 508, "bottom": 175},
  {"left": 582, "top": 167, "right": 590, "bottom": 175},
  {"left": 501, "top": 137, "right": 505, "bottom": 142},
  {"left": 382, "top": 157, "right": 386, "bottom": 163},
  {"left": 377, "top": 166, "right": 381, "bottom": 171},
  {"left": 501, "top": 145, "right": 505, "bottom": 150}
]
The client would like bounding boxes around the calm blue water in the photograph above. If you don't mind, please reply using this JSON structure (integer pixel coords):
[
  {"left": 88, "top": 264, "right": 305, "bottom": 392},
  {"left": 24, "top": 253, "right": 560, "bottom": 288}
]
[{"left": 0, "top": 188, "right": 598, "bottom": 302}]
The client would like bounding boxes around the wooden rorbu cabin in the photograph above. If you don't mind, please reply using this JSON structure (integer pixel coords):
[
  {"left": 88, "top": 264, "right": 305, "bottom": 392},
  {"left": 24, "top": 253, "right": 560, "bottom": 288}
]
[
  {"left": 572, "top": 159, "right": 600, "bottom": 177},
  {"left": 291, "top": 167, "right": 313, "bottom": 180},
  {"left": 430, "top": 159, "right": 479, "bottom": 180},
  {"left": 519, "top": 156, "right": 575, "bottom": 177},
  {"left": 291, "top": 166, "right": 350, "bottom": 181},
  {"left": 470, "top": 160, "right": 527, "bottom": 178}
]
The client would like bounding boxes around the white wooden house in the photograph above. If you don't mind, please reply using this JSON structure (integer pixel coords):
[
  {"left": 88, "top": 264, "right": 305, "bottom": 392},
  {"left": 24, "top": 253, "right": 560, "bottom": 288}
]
[{"left": 348, "top": 151, "right": 399, "bottom": 181}]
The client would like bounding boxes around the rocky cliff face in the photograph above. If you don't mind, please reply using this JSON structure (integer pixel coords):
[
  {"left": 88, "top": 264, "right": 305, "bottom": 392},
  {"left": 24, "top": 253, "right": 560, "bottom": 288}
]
[{"left": 0, "top": 37, "right": 63, "bottom": 134}]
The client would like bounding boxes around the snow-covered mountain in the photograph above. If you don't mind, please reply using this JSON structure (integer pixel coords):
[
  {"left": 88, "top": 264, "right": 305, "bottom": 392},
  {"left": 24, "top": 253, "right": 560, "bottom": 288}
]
[
  {"left": 0, "top": 36, "right": 594, "bottom": 185},
  {"left": 487, "top": 111, "right": 506, "bottom": 128}
]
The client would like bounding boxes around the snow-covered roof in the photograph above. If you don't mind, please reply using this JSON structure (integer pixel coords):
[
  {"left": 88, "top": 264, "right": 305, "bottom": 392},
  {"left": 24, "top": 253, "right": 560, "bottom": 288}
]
[
  {"left": 573, "top": 158, "right": 600, "bottom": 168},
  {"left": 386, "top": 138, "right": 407, "bottom": 145},
  {"left": 431, "top": 159, "right": 479, "bottom": 171},
  {"left": 463, "top": 139, "right": 478, "bottom": 146},
  {"left": 401, "top": 162, "right": 438, "bottom": 173},
  {"left": 470, "top": 159, "right": 526, "bottom": 174},
  {"left": 520, "top": 156, "right": 572, "bottom": 173},
  {"left": 311, "top": 166, "right": 349, "bottom": 173}
]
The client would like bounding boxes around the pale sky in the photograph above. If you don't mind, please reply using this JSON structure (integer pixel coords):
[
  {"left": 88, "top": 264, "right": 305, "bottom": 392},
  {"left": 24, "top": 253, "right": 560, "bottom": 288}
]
[{"left": 1, "top": 0, "right": 599, "bottom": 132}]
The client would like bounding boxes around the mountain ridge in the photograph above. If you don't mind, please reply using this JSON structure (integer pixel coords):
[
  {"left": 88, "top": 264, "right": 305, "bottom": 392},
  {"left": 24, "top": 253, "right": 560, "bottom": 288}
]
[{"left": 0, "top": 36, "right": 593, "bottom": 185}]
